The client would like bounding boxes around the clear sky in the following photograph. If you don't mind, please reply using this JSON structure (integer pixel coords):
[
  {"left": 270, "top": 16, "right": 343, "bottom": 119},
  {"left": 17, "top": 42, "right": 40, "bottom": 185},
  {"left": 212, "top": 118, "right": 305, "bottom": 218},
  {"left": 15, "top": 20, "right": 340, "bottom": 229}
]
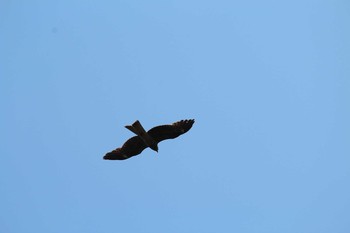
[{"left": 1, "top": 1, "right": 349, "bottom": 232}]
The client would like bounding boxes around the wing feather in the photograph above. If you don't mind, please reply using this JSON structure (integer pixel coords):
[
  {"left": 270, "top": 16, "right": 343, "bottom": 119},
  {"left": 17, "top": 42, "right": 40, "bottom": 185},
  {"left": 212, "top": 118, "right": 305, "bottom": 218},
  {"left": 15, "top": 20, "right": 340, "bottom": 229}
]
[
  {"left": 147, "top": 119, "right": 195, "bottom": 143},
  {"left": 103, "top": 136, "right": 147, "bottom": 160}
]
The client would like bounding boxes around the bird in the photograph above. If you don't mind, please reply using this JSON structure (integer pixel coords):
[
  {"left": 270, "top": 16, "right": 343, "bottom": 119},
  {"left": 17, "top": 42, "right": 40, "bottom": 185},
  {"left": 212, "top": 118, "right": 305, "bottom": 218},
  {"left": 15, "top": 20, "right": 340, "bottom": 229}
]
[{"left": 103, "top": 119, "right": 195, "bottom": 160}]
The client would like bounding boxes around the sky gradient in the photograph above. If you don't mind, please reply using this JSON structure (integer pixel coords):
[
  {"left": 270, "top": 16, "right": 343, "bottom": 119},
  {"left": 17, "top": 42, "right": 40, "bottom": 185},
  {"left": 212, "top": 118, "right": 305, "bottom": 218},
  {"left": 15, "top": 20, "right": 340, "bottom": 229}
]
[{"left": 1, "top": 1, "right": 350, "bottom": 232}]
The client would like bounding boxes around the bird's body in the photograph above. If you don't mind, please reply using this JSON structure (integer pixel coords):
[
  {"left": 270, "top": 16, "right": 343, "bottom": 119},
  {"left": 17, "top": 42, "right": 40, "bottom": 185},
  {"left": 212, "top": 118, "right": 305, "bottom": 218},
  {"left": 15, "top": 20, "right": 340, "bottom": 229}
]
[
  {"left": 125, "top": 120, "right": 159, "bottom": 152},
  {"left": 104, "top": 119, "right": 194, "bottom": 160}
]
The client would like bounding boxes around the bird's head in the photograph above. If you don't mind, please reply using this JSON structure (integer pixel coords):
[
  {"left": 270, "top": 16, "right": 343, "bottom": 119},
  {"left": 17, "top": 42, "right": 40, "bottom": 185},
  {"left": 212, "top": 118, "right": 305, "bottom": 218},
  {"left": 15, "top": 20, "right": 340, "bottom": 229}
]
[{"left": 150, "top": 144, "right": 158, "bottom": 153}]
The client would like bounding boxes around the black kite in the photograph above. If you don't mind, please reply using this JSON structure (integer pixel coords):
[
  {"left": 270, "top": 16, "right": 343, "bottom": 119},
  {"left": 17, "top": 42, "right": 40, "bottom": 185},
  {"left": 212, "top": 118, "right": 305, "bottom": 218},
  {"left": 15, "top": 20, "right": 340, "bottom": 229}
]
[{"left": 104, "top": 119, "right": 195, "bottom": 160}]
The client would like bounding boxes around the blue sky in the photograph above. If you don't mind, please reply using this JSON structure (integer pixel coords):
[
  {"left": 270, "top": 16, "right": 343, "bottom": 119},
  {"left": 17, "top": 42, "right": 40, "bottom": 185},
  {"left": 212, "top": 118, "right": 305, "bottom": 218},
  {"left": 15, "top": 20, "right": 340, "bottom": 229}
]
[{"left": 1, "top": 1, "right": 349, "bottom": 232}]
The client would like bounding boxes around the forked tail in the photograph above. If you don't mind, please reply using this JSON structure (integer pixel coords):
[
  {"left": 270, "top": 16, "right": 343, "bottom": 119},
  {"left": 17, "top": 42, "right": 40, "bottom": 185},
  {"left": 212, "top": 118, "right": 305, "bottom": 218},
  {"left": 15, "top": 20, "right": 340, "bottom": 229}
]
[{"left": 125, "top": 120, "right": 147, "bottom": 137}]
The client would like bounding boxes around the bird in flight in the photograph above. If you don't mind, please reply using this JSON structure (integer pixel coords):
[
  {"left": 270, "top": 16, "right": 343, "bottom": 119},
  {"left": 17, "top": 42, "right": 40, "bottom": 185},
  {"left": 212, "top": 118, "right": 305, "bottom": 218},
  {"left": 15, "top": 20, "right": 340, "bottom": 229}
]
[{"left": 104, "top": 119, "right": 195, "bottom": 160}]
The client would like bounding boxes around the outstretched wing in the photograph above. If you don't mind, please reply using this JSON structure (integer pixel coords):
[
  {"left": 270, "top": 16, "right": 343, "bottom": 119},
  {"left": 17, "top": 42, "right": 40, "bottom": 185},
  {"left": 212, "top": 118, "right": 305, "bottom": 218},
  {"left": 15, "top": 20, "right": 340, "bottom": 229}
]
[
  {"left": 103, "top": 136, "right": 147, "bottom": 160},
  {"left": 147, "top": 119, "right": 195, "bottom": 143}
]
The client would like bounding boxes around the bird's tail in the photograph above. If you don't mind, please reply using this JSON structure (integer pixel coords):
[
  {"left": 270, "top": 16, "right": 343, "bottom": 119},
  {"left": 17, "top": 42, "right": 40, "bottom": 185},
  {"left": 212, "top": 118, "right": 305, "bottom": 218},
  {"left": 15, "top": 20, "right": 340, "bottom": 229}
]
[{"left": 125, "top": 120, "right": 147, "bottom": 137}]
